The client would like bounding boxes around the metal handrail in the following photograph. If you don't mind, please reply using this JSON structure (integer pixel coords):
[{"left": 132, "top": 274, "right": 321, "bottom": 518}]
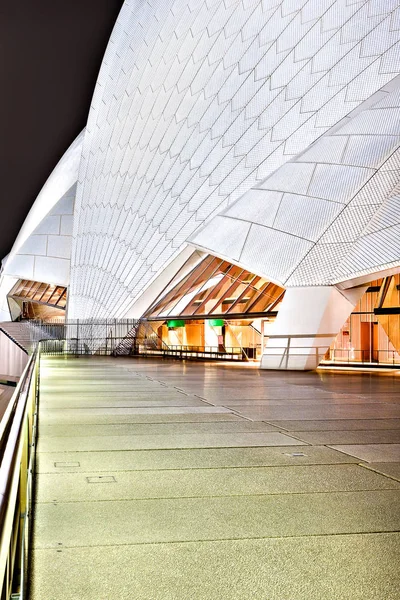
[
  {"left": 163, "top": 344, "right": 243, "bottom": 354},
  {"left": 0, "top": 354, "right": 35, "bottom": 453},
  {"left": 0, "top": 346, "right": 40, "bottom": 599}
]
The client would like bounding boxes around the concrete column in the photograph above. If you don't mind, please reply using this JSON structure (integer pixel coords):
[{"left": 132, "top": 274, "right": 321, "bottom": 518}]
[{"left": 260, "top": 285, "right": 365, "bottom": 371}]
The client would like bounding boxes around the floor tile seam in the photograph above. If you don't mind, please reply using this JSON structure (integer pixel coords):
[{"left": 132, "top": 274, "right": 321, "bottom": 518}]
[
  {"left": 223, "top": 404, "right": 400, "bottom": 409},
  {"left": 214, "top": 407, "right": 258, "bottom": 422},
  {"left": 325, "top": 446, "right": 400, "bottom": 460},
  {"left": 35, "top": 446, "right": 315, "bottom": 455},
  {"left": 263, "top": 418, "right": 400, "bottom": 422},
  {"left": 286, "top": 435, "right": 400, "bottom": 440},
  {"left": 36, "top": 463, "right": 364, "bottom": 474},
  {"left": 42, "top": 391, "right": 200, "bottom": 405},
  {"left": 173, "top": 400, "right": 397, "bottom": 405},
  {"left": 36, "top": 421, "right": 284, "bottom": 436},
  {"left": 34, "top": 489, "right": 400, "bottom": 505},
  {"left": 31, "top": 530, "right": 400, "bottom": 552},
  {"left": 300, "top": 439, "right": 400, "bottom": 444},
  {"left": 38, "top": 406, "right": 218, "bottom": 410},
  {"left": 238, "top": 402, "right": 399, "bottom": 410},
  {"left": 39, "top": 394, "right": 183, "bottom": 399},
  {"left": 327, "top": 442, "right": 400, "bottom": 447},
  {"left": 36, "top": 432, "right": 297, "bottom": 440},
  {"left": 359, "top": 463, "right": 400, "bottom": 483},
  {"left": 37, "top": 431, "right": 285, "bottom": 438},
  {"left": 36, "top": 444, "right": 311, "bottom": 452},
  {"left": 39, "top": 395, "right": 201, "bottom": 398},
  {"left": 265, "top": 427, "right": 400, "bottom": 433},
  {"left": 40, "top": 391, "right": 196, "bottom": 394},
  {"left": 272, "top": 432, "right": 312, "bottom": 444},
  {"left": 38, "top": 420, "right": 247, "bottom": 425}
]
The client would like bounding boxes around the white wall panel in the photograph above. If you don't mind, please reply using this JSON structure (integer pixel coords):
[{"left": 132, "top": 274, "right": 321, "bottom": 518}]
[
  {"left": 17, "top": 235, "right": 47, "bottom": 257},
  {"left": 33, "top": 256, "right": 70, "bottom": 285},
  {"left": 2, "top": 181, "right": 79, "bottom": 298}
]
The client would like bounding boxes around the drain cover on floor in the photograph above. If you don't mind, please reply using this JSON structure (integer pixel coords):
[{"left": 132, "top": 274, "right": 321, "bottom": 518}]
[
  {"left": 283, "top": 452, "right": 307, "bottom": 457},
  {"left": 86, "top": 476, "right": 116, "bottom": 483}
]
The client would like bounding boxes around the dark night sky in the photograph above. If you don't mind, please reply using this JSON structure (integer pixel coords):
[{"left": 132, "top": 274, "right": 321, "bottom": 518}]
[{"left": 0, "top": 0, "right": 124, "bottom": 260}]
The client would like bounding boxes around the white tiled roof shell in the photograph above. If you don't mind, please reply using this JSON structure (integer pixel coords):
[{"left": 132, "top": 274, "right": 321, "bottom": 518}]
[
  {"left": 192, "top": 76, "right": 400, "bottom": 286},
  {"left": 8, "top": 132, "right": 83, "bottom": 259},
  {"left": 0, "top": 133, "right": 82, "bottom": 320},
  {"left": 4, "top": 185, "right": 77, "bottom": 287},
  {"left": 69, "top": 0, "right": 400, "bottom": 318}
]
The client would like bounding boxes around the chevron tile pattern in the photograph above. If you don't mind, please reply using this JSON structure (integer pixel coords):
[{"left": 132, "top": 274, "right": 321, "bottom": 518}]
[
  {"left": 192, "top": 75, "right": 400, "bottom": 287},
  {"left": 68, "top": 0, "right": 400, "bottom": 317}
]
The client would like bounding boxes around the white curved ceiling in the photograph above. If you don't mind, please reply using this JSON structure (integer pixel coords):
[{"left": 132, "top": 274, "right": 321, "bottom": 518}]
[
  {"left": 68, "top": 0, "right": 400, "bottom": 318},
  {"left": 191, "top": 77, "right": 400, "bottom": 286}
]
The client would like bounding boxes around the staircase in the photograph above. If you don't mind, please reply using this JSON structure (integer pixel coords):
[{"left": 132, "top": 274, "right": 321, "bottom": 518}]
[
  {"left": 112, "top": 321, "right": 168, "bottom": 356},
  {"left": 0, "top": 321, "right": 65, "bottom": 354},
  {"left": 112, "top": 321, "right": 141, "bottom": 355}
]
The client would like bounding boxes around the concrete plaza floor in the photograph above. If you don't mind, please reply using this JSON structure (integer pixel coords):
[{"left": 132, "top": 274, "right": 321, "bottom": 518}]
[{"left": 30, "top": 356, "right": 400, "bottom": 599}]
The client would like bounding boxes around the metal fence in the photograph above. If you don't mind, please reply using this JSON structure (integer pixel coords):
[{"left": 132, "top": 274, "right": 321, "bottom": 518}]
[
  {"left": 144, "top": 344, "right": 247, "bottom": 361},
  {"left": 37, "top": 319, "right": 161, "bottom": 357},
  {"left": 3, "top": 319, "right": 257, "bottom": 362}
]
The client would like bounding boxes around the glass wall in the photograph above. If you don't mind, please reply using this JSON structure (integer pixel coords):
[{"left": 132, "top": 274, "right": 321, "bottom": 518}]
[
  {"left": 7, "top": 279, "right": 67, "bottom": 322},
  {"left": 328, "top": 275, "right": 400, "bottom": 365},
  {"left": 143, "top": 253, "right": 285, "bottom": 359},
  {"left": 145, "top": 253, "right": 284, "bottom": 320}
]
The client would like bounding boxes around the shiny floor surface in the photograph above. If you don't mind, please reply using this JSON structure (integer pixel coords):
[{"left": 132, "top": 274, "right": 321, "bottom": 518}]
[{"left": 30, "top": 357, "right": 400, "bottom": 600}]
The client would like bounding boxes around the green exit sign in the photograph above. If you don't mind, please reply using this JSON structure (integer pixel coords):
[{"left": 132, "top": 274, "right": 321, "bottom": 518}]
[{"left": 167, "top": 319, "right": 185, "bottom": 328}]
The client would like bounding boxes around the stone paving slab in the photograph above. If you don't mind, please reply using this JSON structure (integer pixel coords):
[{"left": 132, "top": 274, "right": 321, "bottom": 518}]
[
  {"left": 41, "top": 396, "right": 208, "bottom": 407},
  {"left": 360, "top": 396, "right": 400, "bottom": 403},
  {"left": 329, "top": 444, "right": 400, "bottom": 463},
  {"left": 38, "top": 398, "right": 216, "bottom": 409},
  {"left": 287, "top": 430, "right": 400, "bottom": 445},
  {"left": 40, "top": 382, "right": 168, "bottom": 389},
  {"left": 39, "top": 387, "right": 185, "bottom": 395},
  {"left": 39, "top": 388, "right": 174, "bottom": 397},
  {"left": 191, "top": 390, "right": 364, "bottom": 401},
  {"left": 270, "top": 419, "right": 400, "bottom": 431},
  {"left": 38, "top": 421, "right": 280, "bottom": 437},
  {"left": 364, "top": 463, "right": 400, "bottom": 481},
  {"left": 30, "top": 533, "right": 400, "bottom": 600},
  {"left": 230, "top": 404, "right": 400, "bottom": 420},
  {"left": 42, "top": 405, "right": 232, "bottom": 415},
  {"left": 38, "top": 411, "right": 243, "bottom": 424},
  {"left": 37, "top": 431, "right": 303, "bottom": 453},
  {"left": 35, "top": 464, "right": 400, "bottom": 503},
  {"left": 33, "top": 490, "right": 400, "bottom": 548},
  {"left": 217, "top": 396, "right": 382, "bottom": 406},
  {"left": 36, "top": 445, "right": 359, "bottom": 474}
]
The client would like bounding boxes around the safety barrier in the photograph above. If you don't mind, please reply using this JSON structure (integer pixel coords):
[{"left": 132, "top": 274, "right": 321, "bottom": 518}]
[
  {"left": 0, "top": 348, "right": 39, "bottom": 599},
  {"left": 143, "top": 344, "right": 248, "bottom": 361}
]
